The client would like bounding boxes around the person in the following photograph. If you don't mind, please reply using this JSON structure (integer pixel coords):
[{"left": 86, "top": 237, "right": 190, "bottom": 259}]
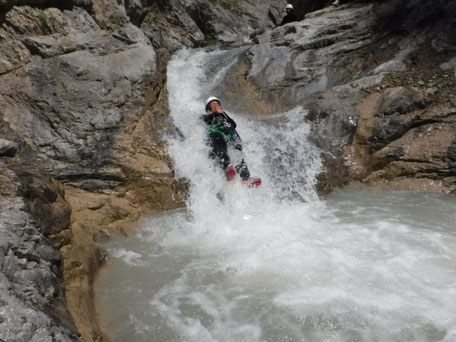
[
  {"left": 280, "top": 4, "right": 298, "bottom": 26},
  {"left": 201, "top": 96, "right": 261, "bottom": 187}
]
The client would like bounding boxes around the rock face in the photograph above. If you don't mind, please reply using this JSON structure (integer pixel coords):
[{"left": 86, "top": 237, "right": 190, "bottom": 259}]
[
  {"left": 0, "top": 163, "right": 78, "bottom": 341},
  {"left": 1, "top": 5, "right": 159, "bottom": 186},
  {"left": 125, "top": 0, "right": 287, "bottom": 57},
  {"left": 218, "top": 0, "right": 456, "bottom": 193}
]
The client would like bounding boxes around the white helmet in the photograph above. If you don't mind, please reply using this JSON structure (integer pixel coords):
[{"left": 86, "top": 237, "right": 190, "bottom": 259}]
[
  {"left": 205, "top": 96, "right": 220, "bottom": 111},
  {"left": 286, "top": 4, "right": 293, "bottom": 10}
]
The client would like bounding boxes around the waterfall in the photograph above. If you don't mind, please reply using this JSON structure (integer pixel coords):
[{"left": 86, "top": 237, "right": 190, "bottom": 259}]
[{"left": 166, "top": 47, "right": 322, "bottom": 203}]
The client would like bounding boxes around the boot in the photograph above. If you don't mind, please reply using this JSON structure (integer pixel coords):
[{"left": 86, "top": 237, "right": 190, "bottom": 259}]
[
  {"left": 225, "top": 164, "right": 237, "bottom": 181},
  {"left": 242, "top": 177, "right": 262, "bottom": 188}
]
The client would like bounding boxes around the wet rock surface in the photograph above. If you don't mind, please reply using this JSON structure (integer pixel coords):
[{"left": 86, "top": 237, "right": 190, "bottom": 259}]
[{"left": 218, "top": 0, "right": 456, "bottom": 193}]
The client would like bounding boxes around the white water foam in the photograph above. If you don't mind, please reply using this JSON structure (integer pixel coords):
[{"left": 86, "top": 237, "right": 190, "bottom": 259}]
[{"left": 96, "top": 48, "right": 456, "bottom": 342}]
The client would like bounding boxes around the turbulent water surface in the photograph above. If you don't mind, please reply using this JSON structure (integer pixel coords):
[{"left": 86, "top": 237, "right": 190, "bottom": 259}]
[{"left": 95, "top": 49, "right": 456, "bottom": 342}]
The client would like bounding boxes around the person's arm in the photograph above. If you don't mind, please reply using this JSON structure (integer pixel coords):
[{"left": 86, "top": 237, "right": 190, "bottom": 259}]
[
  {"left": 222, "top": 112, "right": 237, "bottom": 129},
  {"left": 280, "top": 14, "right": 289, "bottom": 26},
  {"left": 201, "top": 113, "right": 217, "bottom": 125}
]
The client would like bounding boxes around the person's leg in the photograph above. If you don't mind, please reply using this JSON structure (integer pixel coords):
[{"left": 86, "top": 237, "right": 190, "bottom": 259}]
[
  {"left": 228, "top": 139, "right": 251, "bottom": 180},
  {"left": 208, "top": 131, "right": 231, "bottom": 169},
  {"left": 235, "top": 159, "right": 251, "bottom": 180}
]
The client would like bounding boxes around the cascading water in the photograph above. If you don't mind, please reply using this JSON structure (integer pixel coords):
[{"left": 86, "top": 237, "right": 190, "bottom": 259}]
[{"left": 95, "top": 48, "right": 456, "bottom": 342}]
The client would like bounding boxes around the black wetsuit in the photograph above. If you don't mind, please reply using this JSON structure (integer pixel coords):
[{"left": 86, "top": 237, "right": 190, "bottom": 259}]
[
  {"left": 201, "top": 111, "right": 250, "bottom": 180},
  {"left": 280, "top": 12, "right": 298, "bottom": 26}
]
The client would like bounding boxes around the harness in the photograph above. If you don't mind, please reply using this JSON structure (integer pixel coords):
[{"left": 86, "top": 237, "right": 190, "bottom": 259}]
[{"left": 205, "top": 125, "right": 233, "bottom": 141}]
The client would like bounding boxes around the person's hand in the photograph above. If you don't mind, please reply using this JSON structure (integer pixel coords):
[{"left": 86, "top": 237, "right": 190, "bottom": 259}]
[{"left": 209, "top": 100, "right": 223, "bottom": 113}]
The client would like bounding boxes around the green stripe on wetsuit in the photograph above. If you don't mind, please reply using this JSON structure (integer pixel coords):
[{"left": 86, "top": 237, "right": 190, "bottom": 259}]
[{"left": 206, "top": 125, "right": 233, "bottom": 141}]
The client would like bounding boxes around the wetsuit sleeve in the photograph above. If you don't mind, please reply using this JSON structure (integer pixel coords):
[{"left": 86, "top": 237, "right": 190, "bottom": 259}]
[
  {"left": 222, "top": 112, "right": 237, "bottom": 130},
  {"left": 201, "top": 113, "right": 213, "bottom": 125},
  {"left": 281, "top": 13, "right": 298, "bottom": 26}
]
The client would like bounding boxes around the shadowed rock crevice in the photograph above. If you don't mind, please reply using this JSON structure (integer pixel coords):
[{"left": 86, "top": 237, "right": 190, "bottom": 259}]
[
  {"left": 0, "top": 0, "right": 74, "bottom": 13},
  {"left": 447, "top": 139, "right": 456, "bottom": 175}
]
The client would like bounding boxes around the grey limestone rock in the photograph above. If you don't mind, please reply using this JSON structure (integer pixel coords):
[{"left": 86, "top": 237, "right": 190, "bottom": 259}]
[
  {"left": 217, "top": 0, "right": 456, "bottom": 192},
  {"left": 0, "top": 5, "right": 156, "bottom": 186},
  {"left": 247, "top": 3, "right": 379, "bottom": 105},
  {"left": 0, "top": 168, "right": 78, "bottom": 341}
]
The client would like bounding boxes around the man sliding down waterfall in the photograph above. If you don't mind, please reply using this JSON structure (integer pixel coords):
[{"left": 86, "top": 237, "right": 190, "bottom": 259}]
[{"left": 201, "top": 96, "right": 261, "bottom": 188}]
